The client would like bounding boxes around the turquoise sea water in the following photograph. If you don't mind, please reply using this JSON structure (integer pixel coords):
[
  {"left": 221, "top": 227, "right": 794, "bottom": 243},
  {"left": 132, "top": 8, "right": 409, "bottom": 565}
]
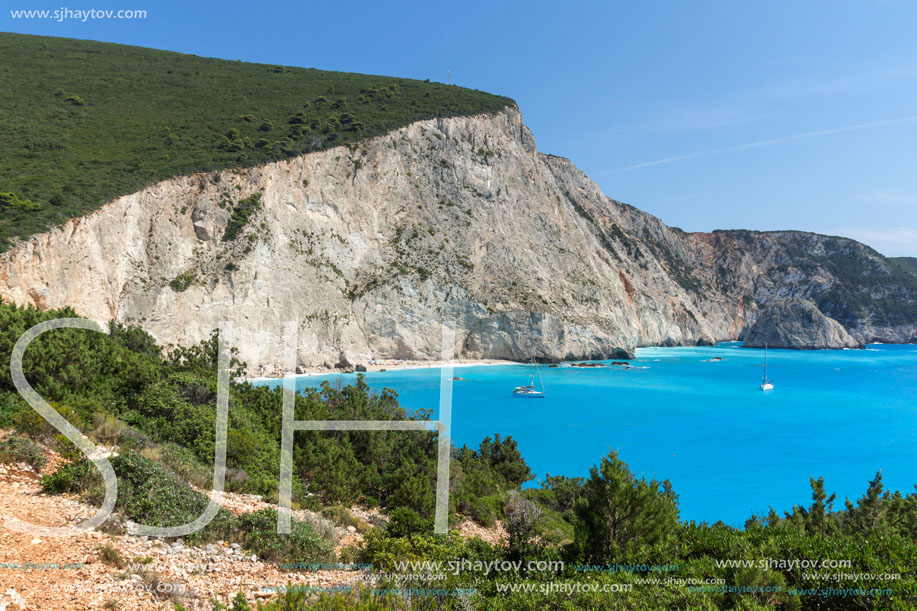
[{"left": 254, "top": 343, "right": 917, "bottom": 526}]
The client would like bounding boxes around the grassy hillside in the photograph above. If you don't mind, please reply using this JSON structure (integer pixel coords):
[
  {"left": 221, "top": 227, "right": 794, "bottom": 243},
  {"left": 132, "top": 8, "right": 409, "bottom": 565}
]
[
  {"left": 0, "top": 33, "right": 514, "bottom": 250},
  {"left": 890, "top": 256, "right": 917, "bottom": 277}
]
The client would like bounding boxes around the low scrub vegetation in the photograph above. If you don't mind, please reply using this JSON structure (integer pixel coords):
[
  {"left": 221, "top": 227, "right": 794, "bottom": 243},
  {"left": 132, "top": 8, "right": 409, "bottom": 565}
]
[
  {"left": 0, "top": 433, "right": 46, "bottom": 470},
  {"left": 2, "top": 300, "right": 914, "bottom": 609}
]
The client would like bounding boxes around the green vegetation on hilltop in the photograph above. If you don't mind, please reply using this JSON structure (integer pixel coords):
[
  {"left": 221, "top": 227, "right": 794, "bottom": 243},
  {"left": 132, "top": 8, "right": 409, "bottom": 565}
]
[
  {"left": 0, "top": 33, "right": 514, "bottom": 250},
  {"left": 890, "top": 256, "right": 917, "bottom": 277}
]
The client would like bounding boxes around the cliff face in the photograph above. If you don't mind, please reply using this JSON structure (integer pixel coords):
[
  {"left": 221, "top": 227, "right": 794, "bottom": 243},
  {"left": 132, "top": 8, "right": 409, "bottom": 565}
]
[
  {"left": 742, "top": 299, "right": 863, "bottom": 349},
  {"left": 1, "top": 108, "right": 915, "bottom": 367}
]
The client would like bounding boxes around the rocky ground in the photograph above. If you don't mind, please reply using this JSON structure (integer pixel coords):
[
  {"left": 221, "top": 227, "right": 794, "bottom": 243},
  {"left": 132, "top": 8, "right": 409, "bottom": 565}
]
[
  {"left": 0, "top": 435, "right": 506, "bottom": 610},
  {"left": 0, "top": 441, "right": 363, "bottom": 610}
]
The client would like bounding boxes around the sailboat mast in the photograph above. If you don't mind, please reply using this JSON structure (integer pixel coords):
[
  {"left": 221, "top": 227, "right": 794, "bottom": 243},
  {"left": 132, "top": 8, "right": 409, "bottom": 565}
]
[{"left": 530, "top": 351, "right": 535, "bottom": 386}]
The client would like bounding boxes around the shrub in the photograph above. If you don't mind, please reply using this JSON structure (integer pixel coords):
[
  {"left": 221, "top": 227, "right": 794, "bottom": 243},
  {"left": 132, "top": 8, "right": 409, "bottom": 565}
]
[
  {"left": 13, "top": 402, "right": 84, "bottom": 441},
  {"left": 99, "top": 451, "right": 236, "bottom": 540},
  {"left": 41, "top": 458, "right": 96, "bottom": 494},
  {"left": 458, "top": 492, "right": 503, "bottom": 526},
  {"left": 98, "top": 543, "right": 126, "bottom": 568},
  {"left": 220, "top": 138, "right": 244, "bottom": 152},
  {"left": 0, "top": 391, "right": 22, "bottom": 428},
  {"left": 357, "top": 529, "right": 469, "bottom": 572},
  {"left": 235, "top": 508, "right": 334, "bottom": 564},
  {"left": 42, "top": 450, "right": 236, "bottom": 543},
  {"left": 525, "top": 474, "right": 584, "bottom": 524},
  {"left": 169, "top": 272, "right": 196, "bottom": 292},
  {"left": 91, "top": 412, "right": 126, "bottom": 444},
  {"left": 221, "top": 193, "right": 263, "bottom": 242},
  {"left": 321, "top": 505, "right": 369, "bottom": 532},
  {"left": 229, "top": 592, "right": 251, "bottom": 611},
  {"left": 504, "top": 490, "right": 542, "bottom": 561},
  {"left": 0, "top": 434, "right": 47, "bottom": 470},
  {"left": 385, "top": 507, "right": 432, "bottom": 538},
  {"left": 0, "top": 192, "right": 42, "bottom": 212}
]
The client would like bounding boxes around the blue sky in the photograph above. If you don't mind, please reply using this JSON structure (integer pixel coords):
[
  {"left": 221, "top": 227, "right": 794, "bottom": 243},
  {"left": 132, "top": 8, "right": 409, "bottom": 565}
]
[{"left": 5, "top": 0, "right": 916, "bottom": 256}]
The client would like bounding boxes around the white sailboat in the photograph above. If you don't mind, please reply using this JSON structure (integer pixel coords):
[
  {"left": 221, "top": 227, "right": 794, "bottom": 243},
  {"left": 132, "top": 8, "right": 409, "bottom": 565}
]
[
  {"left": 513, "top": 353, "right": 545, "bottom": 398},
  {"left": 760, "top": 343, "right": 774, "bottom": 391}
]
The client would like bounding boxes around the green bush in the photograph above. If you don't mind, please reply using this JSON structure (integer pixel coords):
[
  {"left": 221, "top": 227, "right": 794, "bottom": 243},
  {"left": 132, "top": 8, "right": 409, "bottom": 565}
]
[
  {"left": 42, "top": 450, "right": 236, "bottom": 543},
  {"left": 13, "top": 402, "right": 85, "bottom": 441},
  {"left": 524, "top": 474, "right": 583, "bottom": 525},
  {"left": 0, "top": 191, "right": 42, "bottom": 211},
  {"left": 385, "top": 507, "right": 432, "bottom": 538},
  {"left": 260, "top": 589, "right": 403, "bottom": 610},
  {"left": 0, "top": 391, "right": 24, "bottom": 428},
  {"left": 458, "top": 492, "right": 504, "bottom": 527},
  {"left": 321, "top": 505, "right": 370, "bottom": 533},
  {"left": 91, "top": 412, "right": 126, "bottom": 444},
  {"left": 98, "top": 543, "right": 126, "bottom": 568},
  {"left": 358, "top": 529, "right": 470, "bottom": 572},
  {"left": 236, "top": 508, "right": 334, "bottom": 564},
  {"left": 169, "top": 272, "right": 196, "bottom": 292},
  {"left": 222, "top": 193, "right": 263, "bottom": 241},
  {"left": 0, "top": 434, "right": 47, "bottom": 470},
  {"left": 40, "top": 458, "right": 96, "bottom": 494}
]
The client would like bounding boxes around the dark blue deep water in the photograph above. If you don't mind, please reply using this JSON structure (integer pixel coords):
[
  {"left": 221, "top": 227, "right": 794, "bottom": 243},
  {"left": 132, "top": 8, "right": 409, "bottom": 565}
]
[{"left": 255, "top": 343, "right": 917, "bottom": 526}]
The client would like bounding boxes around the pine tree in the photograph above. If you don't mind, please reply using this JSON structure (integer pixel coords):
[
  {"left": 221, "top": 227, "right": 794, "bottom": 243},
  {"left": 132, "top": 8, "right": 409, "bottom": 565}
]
[
  {"left": 844, "top": 470, "right": 889, "bottom": 534},
  {"left": 573, "top": 450, "right": 679, "bottom": 561},
  {"left": 807, "top": 476, "right": 836, "bottom": 533}
]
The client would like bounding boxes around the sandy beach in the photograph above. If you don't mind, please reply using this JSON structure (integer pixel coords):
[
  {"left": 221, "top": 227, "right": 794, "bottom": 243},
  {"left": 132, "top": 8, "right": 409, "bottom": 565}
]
[{"left": 247, "top": 358, "right": 519, "bottom": 383}]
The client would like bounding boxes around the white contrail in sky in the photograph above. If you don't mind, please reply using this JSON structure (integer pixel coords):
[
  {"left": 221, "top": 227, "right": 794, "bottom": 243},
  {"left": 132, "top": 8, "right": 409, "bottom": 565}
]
[{"left": 603, "top": 115, "right": 917, "bottom": 175}]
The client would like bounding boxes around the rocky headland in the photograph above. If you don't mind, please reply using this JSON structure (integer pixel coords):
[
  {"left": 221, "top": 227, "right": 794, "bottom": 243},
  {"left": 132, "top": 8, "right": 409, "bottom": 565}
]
[
  {"left": 2, "top": 107, "right": 915, "bottom": 365},
  {"left": 742, "top": 299, "right": 864, "bottom": 349}
]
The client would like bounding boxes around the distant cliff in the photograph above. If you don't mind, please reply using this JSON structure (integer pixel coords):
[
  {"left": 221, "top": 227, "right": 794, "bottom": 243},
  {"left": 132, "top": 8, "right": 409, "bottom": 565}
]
[
  {"left": 2, "top": 107, "right": 915, "bottom": 366},
  {"left": 742, "top": 299, "right": 863, "bottom": 349}
]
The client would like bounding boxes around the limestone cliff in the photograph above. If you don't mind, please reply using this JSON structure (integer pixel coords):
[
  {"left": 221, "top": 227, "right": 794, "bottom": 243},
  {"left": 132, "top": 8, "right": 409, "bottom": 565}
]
[
  {"left": 1, "top": 108, "right": 915, "bottom": 367},
  {"left": 742, "top": 299, "right": 863, "bottom": 349}
]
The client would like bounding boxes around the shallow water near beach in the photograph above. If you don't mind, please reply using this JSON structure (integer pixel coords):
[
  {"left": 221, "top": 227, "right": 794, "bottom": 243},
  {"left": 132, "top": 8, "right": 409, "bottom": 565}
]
[{"left": 255, "top": 343, "right": 917, "bottom": 526}]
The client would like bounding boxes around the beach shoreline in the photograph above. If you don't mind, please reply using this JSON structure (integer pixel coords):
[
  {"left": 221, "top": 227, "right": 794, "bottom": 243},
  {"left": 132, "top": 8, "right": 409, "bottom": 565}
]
[{"left": 247, "top": 358, "right": 519, "bottom": 383}]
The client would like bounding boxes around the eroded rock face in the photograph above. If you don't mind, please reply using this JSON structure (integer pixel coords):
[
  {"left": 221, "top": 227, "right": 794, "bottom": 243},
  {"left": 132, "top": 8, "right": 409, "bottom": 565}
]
[
  {"left": 742, "top": 300, "right": 864, "bottom": 349},
  {"left": 1, "top": 107, "right": 914, "bottom": 367}
]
